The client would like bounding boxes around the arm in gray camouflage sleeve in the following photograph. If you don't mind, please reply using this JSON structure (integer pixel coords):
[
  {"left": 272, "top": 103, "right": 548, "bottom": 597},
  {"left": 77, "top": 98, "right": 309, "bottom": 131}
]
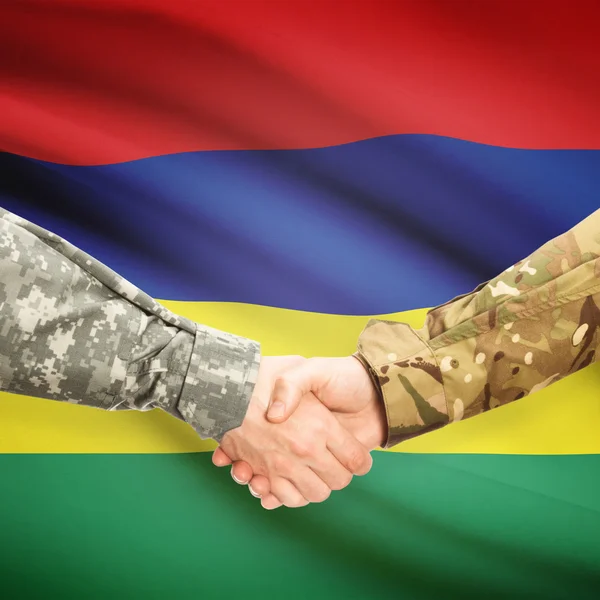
[{"left": 0, "top": 207, "right": 260, "bottom": 441}]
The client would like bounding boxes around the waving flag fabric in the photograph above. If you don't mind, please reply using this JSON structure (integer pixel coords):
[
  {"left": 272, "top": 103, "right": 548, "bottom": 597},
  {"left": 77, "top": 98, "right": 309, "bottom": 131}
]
[{"left": 1, "top": 1, "right": 599, "bottom": 598}]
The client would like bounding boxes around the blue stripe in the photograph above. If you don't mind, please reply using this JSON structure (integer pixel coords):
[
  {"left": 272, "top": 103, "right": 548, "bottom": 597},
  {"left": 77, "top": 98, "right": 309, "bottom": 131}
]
[{"left": 1, "top": 135, "right": 598, "bottom": 314}]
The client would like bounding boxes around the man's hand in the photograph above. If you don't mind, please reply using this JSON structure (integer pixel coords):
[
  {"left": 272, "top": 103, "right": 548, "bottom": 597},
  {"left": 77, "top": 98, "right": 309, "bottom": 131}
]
[
  {"left": 215, "top": 356, "right": 374, "bottom": 508},
  {"left": 213, "top": 356, "right": 387, "bottom": 509}
]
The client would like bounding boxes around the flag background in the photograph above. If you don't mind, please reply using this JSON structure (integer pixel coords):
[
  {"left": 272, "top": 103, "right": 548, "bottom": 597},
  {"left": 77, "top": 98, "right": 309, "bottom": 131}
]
[{"left": 1, "top": 1, "right": 599, "bottom": 597}]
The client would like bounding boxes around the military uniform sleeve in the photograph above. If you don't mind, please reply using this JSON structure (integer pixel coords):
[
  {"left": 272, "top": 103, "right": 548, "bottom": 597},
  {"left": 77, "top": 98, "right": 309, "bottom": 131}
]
[
  {"left": 357, "top": 209, "right": 600, "bottom": 448},
  {"left": 0, "top": 207, "right": 259, "bottom": 441}
]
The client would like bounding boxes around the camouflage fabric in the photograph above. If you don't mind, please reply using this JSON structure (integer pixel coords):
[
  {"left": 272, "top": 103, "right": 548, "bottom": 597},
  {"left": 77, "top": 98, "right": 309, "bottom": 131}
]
[
  {"left": 357, "top": 209, "right": 600, "bottom": 448},
  {"left": 0, "top": 207, "right": 260, "bottom": 441}
]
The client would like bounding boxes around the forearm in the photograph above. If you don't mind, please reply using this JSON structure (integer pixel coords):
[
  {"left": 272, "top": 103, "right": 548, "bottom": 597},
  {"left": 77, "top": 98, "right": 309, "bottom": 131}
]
[
  {"left": 0, "top": 207, "right": 259, "bottom": 441},
  {"left": 357, "top": 210, "right": 600, "bottom": 447}
]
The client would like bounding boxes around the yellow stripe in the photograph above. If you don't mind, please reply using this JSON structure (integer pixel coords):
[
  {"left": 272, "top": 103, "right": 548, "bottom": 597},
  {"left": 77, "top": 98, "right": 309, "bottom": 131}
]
[{"left": 0, "top": 301, "right": 598, "bottom": 454}]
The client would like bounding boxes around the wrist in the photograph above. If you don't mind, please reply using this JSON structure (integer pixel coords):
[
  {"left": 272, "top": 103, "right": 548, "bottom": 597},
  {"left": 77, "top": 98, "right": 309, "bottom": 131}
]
[
  {"left": 350, "top": 355, "right": 388, "bottom": 449},
  {"left": 178, "top": 325, "right": 260, "bottom": 441}
]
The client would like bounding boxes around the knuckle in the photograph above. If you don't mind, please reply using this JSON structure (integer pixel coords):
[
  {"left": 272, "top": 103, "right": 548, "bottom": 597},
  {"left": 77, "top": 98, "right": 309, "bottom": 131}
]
[
  {"left": 347, "top": 448, "right": 370, "bottom": 474},
  {"left": 363, "top": 452, "right": 374, "bottom": 473},
  {"left": 270, "top": 453, "right": 291, "bottom": 474},
  {"left": 310, "top": 486, "right": 331, "bottom": 504},
  {"left": 311, "top": 418, "right": 328, "bottom": 437},
  {"left": 290, "top": 437, "right": 315, "bottom": 459},
  {"left": 359, "top": 453, "right": 374, "bottom": 475},
  {"left": 331, "top": 472, "right": 353, "bottom": 491},
  {"left": 274, "top": 374, "right": 291, "bottom": 391}
]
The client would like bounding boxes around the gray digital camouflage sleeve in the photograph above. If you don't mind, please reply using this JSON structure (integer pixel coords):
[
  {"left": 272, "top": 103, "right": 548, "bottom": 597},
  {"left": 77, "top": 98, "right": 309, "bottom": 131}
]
[{"left": 0, "top": 207, "right": 260, "bottom": 441}]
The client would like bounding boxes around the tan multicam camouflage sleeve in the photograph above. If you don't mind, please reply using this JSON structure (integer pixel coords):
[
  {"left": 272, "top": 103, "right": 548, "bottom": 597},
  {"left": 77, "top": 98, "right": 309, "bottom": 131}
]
[
  {"left": 0, "top": 207, "right": 259, "bottom": 441},
  {"left": 357, "top": 209, "right": 600, "bottom": 448}
]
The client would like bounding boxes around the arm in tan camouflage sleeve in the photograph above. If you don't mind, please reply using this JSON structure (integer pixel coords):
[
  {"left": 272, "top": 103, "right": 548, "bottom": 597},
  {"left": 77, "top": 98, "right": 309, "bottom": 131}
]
[
  {"left": 0, "top": 207, "right": 259, "bottom": 441},
  {"left": 357, "top": 209, "right": 600, "bottom": 448}
]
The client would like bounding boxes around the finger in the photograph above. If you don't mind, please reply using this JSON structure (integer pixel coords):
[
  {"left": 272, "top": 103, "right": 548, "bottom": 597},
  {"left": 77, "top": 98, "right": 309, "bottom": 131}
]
[
  {"left": 310, "top": 453, "right": 354, "bottom": 492},
  {"left": 268, "top": 477, "right": 310, "bottom": 509},
  {"left": 268, "top": 359, "right": 328, "bottom": 423},
  {"left": 326, "top": 420, "right": 373, "bottom": 476},
  {"left": 230, "top": 461, "right": 253, "bottom": 485},
  {"left": 248, "top": 475, "right": 271, "bottom": 497},
  {"left": 286, "top": 467, "right": 332, "bottom": 504},
  {"left": 260, "top": 493, "right": 283, "bottom": 510},
  {"left": 212, "top": 447, "right": 233, "bottom": 467}
]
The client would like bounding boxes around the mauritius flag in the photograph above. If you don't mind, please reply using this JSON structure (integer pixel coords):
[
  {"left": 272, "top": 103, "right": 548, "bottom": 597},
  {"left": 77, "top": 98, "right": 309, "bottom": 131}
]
[{"left": 1, "top": 1, "right": 599, "bottom": 597}]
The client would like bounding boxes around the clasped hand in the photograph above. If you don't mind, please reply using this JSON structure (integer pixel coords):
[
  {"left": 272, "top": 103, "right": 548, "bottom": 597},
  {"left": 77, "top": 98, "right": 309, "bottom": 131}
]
[{"left": 212, "top": 355, "right": 386, "bottom": 510}]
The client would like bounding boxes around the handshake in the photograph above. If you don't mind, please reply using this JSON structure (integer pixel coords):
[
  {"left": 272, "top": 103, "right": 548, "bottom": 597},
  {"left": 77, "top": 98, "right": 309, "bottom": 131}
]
[{"left": 212, "top": 355, "right": 387, "bottom": 510}]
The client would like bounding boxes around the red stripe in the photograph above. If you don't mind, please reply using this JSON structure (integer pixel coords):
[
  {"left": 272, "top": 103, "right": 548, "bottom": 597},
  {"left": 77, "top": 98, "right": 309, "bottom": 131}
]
[{"left": 2, "top": 0, "right": 600, "bottom": 165}]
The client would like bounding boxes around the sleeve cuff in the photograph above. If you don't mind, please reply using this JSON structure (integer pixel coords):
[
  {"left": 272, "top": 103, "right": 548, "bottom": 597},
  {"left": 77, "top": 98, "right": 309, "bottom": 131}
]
[
  {"left": 177, "top": 324, "right": 260, "bottom": 441},
  {"left": 356, "top": 319, "right": 449, "bottom": 448}
]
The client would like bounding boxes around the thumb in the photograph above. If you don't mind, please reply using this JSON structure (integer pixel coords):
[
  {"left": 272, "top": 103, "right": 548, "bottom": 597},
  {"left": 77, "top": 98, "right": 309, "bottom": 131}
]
[{"left": 267, "top": 359, "right": 327, "bottom": 423}]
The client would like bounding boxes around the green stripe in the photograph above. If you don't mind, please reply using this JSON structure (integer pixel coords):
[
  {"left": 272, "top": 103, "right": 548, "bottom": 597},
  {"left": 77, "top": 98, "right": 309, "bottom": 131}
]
[{"left": 1, "top": 453, "right": 599, "bottom": 599}]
